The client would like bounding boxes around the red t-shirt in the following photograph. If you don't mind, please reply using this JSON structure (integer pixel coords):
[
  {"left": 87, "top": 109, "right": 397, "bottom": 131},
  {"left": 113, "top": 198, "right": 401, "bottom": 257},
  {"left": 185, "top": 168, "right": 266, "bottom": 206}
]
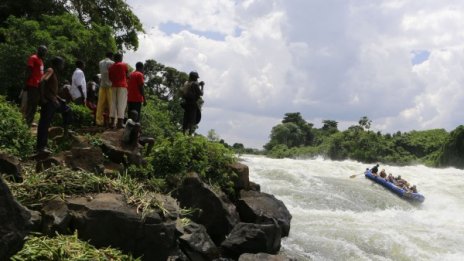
[
  {"left": 26, "top": 54, "right": 44, "bottom": 88},
  {"left": 108, "top": 62, "right": 128, "bottom": 88},
  {"left": 127, "top": 71, "right": 145, "bottom": 102}
]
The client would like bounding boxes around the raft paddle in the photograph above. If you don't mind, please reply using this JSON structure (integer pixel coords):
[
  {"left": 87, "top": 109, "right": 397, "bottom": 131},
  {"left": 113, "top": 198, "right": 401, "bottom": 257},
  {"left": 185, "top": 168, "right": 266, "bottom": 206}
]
[{"left": 350, "top": 173, "right": 362, "bottom": 178}]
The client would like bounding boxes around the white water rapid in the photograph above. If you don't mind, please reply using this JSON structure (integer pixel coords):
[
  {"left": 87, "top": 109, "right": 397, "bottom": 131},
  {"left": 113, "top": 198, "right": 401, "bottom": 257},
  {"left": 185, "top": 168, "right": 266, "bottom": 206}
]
[{"left": 241, "top": 155, "right": 464, "bottom": 261}]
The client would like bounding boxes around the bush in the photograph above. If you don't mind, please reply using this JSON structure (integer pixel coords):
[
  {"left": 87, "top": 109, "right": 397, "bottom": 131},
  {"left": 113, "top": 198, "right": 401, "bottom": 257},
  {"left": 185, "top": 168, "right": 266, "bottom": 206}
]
[
  {"left": 0, "top": 96, "right": 34, "bottom": 156},
  {"left": 150, "top": 134, "right": 237, "bottom": 194},
  {"left": 68, "top": 103, "right": 94, "bottom": 128},
  {"left": 140, "top": 96, "right": 178, "bottom": 140}
]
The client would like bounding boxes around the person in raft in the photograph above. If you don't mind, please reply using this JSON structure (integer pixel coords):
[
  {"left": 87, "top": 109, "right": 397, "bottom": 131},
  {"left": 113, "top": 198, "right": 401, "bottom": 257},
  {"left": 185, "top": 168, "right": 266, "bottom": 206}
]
[{"left": 371, "top": 164, "right": 380, "bottom": 175}]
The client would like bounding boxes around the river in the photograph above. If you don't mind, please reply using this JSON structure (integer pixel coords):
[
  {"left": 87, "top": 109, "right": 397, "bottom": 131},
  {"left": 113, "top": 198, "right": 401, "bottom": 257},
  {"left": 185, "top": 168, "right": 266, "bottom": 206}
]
[{"left": 240, "top": 155, "right": 464, "bottom": 261}]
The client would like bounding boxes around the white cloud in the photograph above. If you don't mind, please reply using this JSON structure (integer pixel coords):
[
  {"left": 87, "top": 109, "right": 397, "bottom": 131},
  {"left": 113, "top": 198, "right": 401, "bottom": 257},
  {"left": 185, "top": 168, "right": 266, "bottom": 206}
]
[{"left": 125, "top": 0, "right": 464, "bottom": 148}]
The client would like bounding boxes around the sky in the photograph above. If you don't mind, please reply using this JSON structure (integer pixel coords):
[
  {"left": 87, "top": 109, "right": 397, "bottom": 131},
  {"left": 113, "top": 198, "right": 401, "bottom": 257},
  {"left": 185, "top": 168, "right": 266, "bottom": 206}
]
[{"left": 125, "top": 0, "right": 464, "bottom": 149}]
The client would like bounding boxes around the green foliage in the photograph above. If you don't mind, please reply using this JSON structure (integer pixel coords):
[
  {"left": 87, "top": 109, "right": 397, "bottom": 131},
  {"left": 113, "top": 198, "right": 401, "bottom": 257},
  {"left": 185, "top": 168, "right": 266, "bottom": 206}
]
[
  {"left": 264, "top": 112, "right": 454, "bottom": 166},
  {"left": 0, "top": 14, "right": 116, "bottom": 100},
  {"left": 436, "top": 125, "right": 464, "bottom": 168},
  {"left": 150, "top": 134, "right": 237, "bottom": 195},
  {"left": 0, "top": 96, "right": 34, "bottom": 156},
  {"left": 0, "top": 0, "right": 142, "bottom": 51},
  {"left": 68, "top": 103, "right": 94, "bottom": 128},
  {"left": 140, "top": 95, "right": 178, "bottom": 140},
  {"left": 11, "top": 232, "right": 139, "bottom": 261}
]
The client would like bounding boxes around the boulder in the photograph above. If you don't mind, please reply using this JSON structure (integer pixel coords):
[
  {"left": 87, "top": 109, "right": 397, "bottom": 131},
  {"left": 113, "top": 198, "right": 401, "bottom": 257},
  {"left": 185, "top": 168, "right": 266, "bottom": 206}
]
[
  {"left": 0, "top": 152, "right": 23, "bottom": 182},
  {"left": 249, "top": 181, "right": 261, "bottom": 192},
  {"left": 174, "top": 173, "right": 240, "bottom": 245},
  {"left": 221, "top": 222, "right": 281, "bottom": 259},
  {"left": 178, "top": 222, "right": 220, "bottom": 260},
  {"left": 67, "top": 193, "right": 179, "bottom": 261},
  {"left": 239, "top": 253, "right": 294, "bottom": 261},
  {"left": 35, "top": 156, "right": 63, "bottom": 172},
  {"left": 100, "top": 130, "right": 143, "bottom": 166},
  {"left": 237, "top": 190, "right": 292, "bottom": 237},
  {"left": 41, "top": 199, "right": 71, "bottom": 235},
  {"left": 0, "top": 177, "right": 30, "bottom": 260},
  {"left": 65, "top": 147, "right": 104, "bottom": 173},
  {"left": 228, "top": 162, "right": 250, "bottom": 191}
]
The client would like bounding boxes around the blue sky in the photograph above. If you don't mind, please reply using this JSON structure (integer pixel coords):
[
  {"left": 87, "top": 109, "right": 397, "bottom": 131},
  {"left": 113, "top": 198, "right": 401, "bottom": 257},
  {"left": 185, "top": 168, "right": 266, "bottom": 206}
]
[{"left": 126, "top": 0, "right": 464, "bottom": 148}]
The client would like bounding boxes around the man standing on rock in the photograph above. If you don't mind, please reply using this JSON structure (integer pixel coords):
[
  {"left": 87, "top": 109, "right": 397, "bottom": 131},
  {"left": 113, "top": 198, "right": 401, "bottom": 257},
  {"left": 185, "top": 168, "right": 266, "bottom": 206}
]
[
  {"left": 24, "top": 45, "right": 47, "bottom": 127},
  {"left": 70, "top": 60, "right": 86, "bottom": 105},
  {"left": 96, "top": 52, "right": 114, "bottom": 127},
  {"left": 108, "top": 52, "right": 129, "bottom": 128},
  {"left": 182, "top": 71, "right": 204, "bottom": 135},
  {"left": 127, "top": 62, "right": 145, "bottom": 122},
  {"left": 36, "top": 56, "right": 72, "bottom": 155}
]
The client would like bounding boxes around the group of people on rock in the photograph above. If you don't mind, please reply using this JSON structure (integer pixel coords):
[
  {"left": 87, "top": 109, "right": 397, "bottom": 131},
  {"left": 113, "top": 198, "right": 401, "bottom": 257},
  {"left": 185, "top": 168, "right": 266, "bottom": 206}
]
[
  {"left": 370, "top": 164, "right": 418, "bottom": 193},
  {"left": 22, "top": 45, "right": 204, "bottom": 155}
]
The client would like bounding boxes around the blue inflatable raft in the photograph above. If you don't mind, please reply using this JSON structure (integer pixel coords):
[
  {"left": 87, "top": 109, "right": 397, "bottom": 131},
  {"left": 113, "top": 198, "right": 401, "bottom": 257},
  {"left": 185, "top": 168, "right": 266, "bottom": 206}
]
[{"left": 364, "top": 169, "right": 425, "bottom": 203}]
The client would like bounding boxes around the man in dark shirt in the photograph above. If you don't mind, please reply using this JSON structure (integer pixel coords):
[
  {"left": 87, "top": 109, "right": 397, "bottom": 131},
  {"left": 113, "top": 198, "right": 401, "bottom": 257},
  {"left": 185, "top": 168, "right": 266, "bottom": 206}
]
[
  {"left": 371, "top": 164, "right": 379, "bottom": 175},
  {"left": 182, "top": 71, "right": 204, "bottom": 135},
  {"left": 36, "top": 56, "right": 71, "bottom": 154}
]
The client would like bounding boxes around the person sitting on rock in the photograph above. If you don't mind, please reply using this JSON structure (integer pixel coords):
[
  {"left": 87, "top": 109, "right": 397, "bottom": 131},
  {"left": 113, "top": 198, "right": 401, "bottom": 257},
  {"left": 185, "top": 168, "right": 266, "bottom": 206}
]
[{"left": 122, "top": 110, "right": 154, "bottom": 155}]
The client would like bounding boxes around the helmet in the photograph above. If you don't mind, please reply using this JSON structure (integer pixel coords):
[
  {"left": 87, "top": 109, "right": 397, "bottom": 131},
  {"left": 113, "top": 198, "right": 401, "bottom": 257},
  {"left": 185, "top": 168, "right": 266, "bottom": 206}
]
[{"left": 189, "top": 71, "right": 199, "bottom": 80}]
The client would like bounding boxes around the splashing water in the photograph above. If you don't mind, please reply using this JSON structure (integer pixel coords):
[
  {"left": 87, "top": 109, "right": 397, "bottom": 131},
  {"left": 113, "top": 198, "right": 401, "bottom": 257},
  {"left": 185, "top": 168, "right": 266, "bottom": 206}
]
[{"left": 241, "top": 155, "right": 464, "bottom": 261}]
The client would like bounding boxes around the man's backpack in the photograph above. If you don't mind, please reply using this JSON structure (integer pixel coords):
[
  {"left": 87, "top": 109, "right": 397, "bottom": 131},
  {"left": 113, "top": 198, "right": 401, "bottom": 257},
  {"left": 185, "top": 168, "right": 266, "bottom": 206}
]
[{"left": 181, "top": 81, "right": 194, "bottom": 99}]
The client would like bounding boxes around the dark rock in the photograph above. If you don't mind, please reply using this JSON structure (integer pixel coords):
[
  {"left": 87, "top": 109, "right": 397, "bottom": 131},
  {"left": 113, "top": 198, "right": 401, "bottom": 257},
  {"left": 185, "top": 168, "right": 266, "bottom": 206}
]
[
  {"left": 65, "top": 147, "right": 104, "bottom": 173},
  {"left": 35, "top": 156, "right": 62, "bottom": 172},
  {"left": 239, "top": 253, "right": 295, "bottom": 261},
  {"left": 25, "top": 208, "right": 42, "bottom": 232},
  {"left": 0, "top": 152, "right": 23, "bottom": 182},
  {"left": 100, "top": 130, "right": 143, "bottom": 166},
  {"left": 237, "top": 190, "right": 292, "bottom": 237},
  {"left": 154, "top": 193, "right": 180, "bottom": 221},
  {"left": 248, "top": 182, "right": 261, "bottom": 192},
  {"left": 221, "top": 222, "right": 281, "bottom": 259},
  {"left": 67, "top": 193, "right": 179, "bottom": 261},
  {"left": 41, "top": 199, "right": 71, "bottom": 235},
  {"left": 229, "top": 162, "right": 250, "bottom": 191},
  {"left": 174, "top": 173, "right": 240, "bottom": 245},
  {"left": 0, "top": 177, "right": 30, "bottom": 260},
  {"left": 178, "top": 222, "right": 220, "bottom": 260}
]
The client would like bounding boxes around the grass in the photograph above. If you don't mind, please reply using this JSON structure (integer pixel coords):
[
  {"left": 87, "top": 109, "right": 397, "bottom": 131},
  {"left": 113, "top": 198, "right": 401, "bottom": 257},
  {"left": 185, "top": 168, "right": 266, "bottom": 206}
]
[{"left": 11, "top": 232, "right": 140, "bottom": 261}]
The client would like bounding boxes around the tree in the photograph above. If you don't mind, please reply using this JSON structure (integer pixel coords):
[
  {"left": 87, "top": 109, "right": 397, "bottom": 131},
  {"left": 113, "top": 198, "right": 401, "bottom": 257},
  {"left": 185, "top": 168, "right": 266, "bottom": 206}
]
[
  {"left": 358, "top": 116, "right": 372, "bottom": 131},
  {"left": 207, "top": 129, "right": 220, "bottom": 142},
  {"left": 265, "top": 123, "right": 304, "bottom": 150},
  {"left": 321, "top": 120, "right": 338, "bottom": 134},
  {"left": 0, "top": 14, "right": 116, "bottom": 99},
  {"left": 0, "top": 0, "right": 143, "bottom": 50}
]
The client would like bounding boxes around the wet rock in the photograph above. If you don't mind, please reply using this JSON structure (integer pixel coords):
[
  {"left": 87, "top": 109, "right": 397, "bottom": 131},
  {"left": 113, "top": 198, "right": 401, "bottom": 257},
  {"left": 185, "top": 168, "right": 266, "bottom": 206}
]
[
  {"left": 174, "top": 173, "right": 240, "bottom": 245},
  {"left": 229, "top": 162, "right": 250, "bottom": 191},
  {"left": 248, "top": 182, "right": 261, "bottom": 192},
  {"left": 238, "top": 253, "right": 294, "bottom": 261},
  {"left": 237, "top": 190, "right": 292, "bottom": 237},
  {"left": 0, "top": 177, "right": 30, "bottom": 260},
  {"left": 221, "top": 222, "right": 281, "bottom": 259},
  {"left": 0, "top": 152, "right": 23, "bottom": 182},
  {"left": 178, "top": 222, "right": 220, "bottom": 260}
]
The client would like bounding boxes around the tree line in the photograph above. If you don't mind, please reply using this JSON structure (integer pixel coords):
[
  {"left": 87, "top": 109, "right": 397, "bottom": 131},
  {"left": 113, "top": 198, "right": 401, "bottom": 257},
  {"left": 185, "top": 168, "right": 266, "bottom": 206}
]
[{"left": 263, "top": 112, "right": 464, "bottom": 169}]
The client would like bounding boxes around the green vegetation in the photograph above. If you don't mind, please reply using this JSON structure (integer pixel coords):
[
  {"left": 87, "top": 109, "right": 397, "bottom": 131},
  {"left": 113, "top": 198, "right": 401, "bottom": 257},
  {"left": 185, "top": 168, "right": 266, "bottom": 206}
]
[
  {"left": 0, "top": 96, "right": 34, "bottom": 156},
  {"left": 265, "top": 112, "right": 463, "bottom": 168},
  {"left": 11, "top": 232, "right": 139, "bottom": 261}
]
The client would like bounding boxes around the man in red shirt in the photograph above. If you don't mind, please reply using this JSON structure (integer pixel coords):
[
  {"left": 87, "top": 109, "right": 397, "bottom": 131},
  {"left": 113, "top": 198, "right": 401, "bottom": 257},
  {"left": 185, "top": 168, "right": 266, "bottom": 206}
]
[
  {"left": 127, "top": 62, "right": 146, "bottom": 122},
  {"left": 25, "top": 45, "right": 47, "bottom": 127},
  {"left": 108, "top": 53, "right": 129, "bottom": 128}
]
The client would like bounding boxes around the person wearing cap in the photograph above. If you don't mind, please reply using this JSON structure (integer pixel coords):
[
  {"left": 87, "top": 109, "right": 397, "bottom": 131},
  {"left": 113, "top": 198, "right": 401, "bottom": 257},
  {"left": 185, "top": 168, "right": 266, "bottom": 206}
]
[
  {"left": 25, "top": 45, "right": 47, "bottom": 127},
  {"left": 181, "top": 71, "right": 204, "bottom": 135}
]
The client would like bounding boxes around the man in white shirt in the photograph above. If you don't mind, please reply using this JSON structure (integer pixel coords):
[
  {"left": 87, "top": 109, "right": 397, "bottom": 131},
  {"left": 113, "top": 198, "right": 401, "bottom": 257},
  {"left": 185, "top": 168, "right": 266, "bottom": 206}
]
[
  {"left": 70, "top": 60, "right": 86, "bottom": 105},
  {"left": 96, "top": 52, "right": 114, "bottom": 126}
]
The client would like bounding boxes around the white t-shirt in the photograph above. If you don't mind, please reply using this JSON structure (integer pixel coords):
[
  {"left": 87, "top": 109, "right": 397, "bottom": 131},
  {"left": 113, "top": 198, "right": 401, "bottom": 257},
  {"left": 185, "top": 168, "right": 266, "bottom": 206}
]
[
  {"left": 99, "top": 58, "right": 114, "bottom": 88},
  {"left": 71, "top": 68, "right": 87, "bottom": 100}
]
